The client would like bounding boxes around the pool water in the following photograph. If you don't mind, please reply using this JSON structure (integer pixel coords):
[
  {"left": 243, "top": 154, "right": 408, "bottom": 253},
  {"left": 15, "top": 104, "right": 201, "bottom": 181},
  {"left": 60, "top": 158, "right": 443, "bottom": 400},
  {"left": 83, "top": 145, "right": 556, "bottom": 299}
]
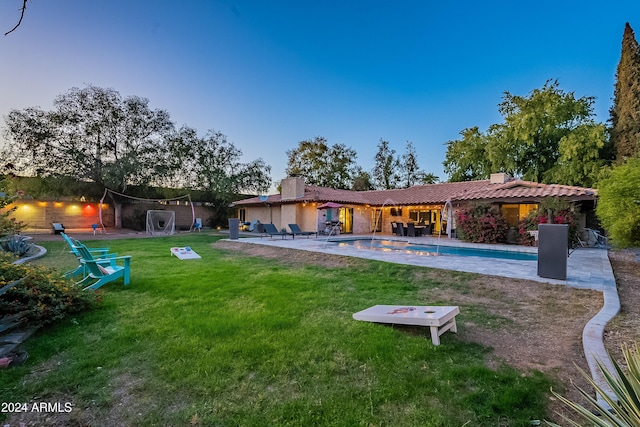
[{"left": 335, "top": 239, "right": 538, "bottom": 261}]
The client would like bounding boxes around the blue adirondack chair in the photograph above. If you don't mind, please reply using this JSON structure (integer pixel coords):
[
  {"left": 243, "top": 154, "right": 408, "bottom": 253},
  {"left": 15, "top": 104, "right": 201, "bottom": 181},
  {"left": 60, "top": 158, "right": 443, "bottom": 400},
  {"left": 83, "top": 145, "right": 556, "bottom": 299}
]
[
  {"left": 60, "top": 233, "right": 112, "bottom": 278},
  {"left": 73, "top": 243, "right": 131, "bottom": 291}
]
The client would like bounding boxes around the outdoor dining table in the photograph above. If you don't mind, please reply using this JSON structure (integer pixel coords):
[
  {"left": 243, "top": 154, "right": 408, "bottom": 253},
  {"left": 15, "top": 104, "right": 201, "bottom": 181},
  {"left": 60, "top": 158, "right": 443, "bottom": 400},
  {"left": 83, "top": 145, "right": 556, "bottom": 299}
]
[
  {"left": 413, "top": 225, "right": 426, "bottom": 236},
  {"left": 393, "top": 223, "right": 429, "bottom": 237},
  {"left": 406, "top": 224, "right": 427, "bottom": 237}
]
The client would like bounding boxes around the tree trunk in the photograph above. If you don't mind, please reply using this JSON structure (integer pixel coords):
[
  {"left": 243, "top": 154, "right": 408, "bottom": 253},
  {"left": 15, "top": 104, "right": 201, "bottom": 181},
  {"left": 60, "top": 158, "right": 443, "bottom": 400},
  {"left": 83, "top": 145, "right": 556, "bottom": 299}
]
[{"left": 107, "top": 192, "right": 123, "bottom": 229}]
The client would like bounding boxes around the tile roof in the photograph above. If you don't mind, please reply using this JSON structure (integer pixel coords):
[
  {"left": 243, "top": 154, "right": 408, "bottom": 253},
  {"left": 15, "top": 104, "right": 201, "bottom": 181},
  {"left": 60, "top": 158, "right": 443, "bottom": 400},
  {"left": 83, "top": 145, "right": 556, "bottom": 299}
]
[
  {"left": 452, "top": 180, "right": 598, "bottom": 202},
  {"left": 233, "top": 178, "right": 597, "bottom": 207}
]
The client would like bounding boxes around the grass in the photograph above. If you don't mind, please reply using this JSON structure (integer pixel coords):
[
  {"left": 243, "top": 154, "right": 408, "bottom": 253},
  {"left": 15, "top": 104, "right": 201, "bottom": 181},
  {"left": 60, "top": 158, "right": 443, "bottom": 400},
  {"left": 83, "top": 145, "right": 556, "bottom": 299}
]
[{"left": 1, "top": 234, "right": 552, "bottom": 426}]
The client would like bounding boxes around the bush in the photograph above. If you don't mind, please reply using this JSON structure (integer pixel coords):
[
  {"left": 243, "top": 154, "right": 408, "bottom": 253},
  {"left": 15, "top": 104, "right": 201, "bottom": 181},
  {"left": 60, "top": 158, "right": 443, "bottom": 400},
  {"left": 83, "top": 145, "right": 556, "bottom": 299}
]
[
  {"left": 0, "top": 258, "right": 98, "bottom": 326},
  {"left": 0, "top": 233, "right": 34, "bottom": 257},
  {"left": 518, "top": 198, "right": 579, "bottom": 246},
  {"left": 455, "top": 203, "right": 509, "bottom": 244},
  {"left": 596, "top": 158, "right": 640, "bottom": 248},
  {"left": 0, "top": 178, "right": 24, "bottom": 239}
]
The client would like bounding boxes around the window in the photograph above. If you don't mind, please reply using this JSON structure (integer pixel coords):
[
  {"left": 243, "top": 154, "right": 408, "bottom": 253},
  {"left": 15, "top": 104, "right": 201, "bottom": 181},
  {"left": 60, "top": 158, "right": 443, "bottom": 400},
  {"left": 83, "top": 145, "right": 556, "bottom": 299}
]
[
  {"left": 238, "top": 208, "right": 246, "bottom": 222},
  {"left": 501, "top": 203, "right": 538, "bottom": 227},
  {"left": 408, "top": 209, "right": 431, "bottom": 223}
]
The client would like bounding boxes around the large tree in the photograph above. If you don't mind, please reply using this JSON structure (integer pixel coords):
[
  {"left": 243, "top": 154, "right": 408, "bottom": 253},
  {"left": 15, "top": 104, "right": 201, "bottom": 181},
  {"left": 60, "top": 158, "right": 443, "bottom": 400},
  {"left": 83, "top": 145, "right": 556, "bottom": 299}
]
[
  {"left": 285, "top": 136, "right": 359, "bottom": 189},
  {"left": 444, "top": 80, "right": 609, "bottom": 185},
  {"left": 596, "top": 157, "right": 640, "bottom": 247},
  {"left": 443, "top": 126, "right": 492, "bottom": 181},
  {"left": 168, "top": 126, "right": 271, "bottom": 204},
  {"left": 372, "top": 139, "right": 400, "bottom": 189},
  {"left": 609, "top": 22, "right": 640, "bottom": 163},
  {"left": 350, "top": 169, "right": 374, "bottom": 191},
  {"left": 2, "top": 85, "right": 177, "bottom": 227},
  {"left": 2, "top": 85, "right": 175, "bottom": 193},
  {"left": 399, "top": 141, "right": 439, "bottom": 187},
  {"left": 545, "top": 123, "right": 608, "bottom": 188}
]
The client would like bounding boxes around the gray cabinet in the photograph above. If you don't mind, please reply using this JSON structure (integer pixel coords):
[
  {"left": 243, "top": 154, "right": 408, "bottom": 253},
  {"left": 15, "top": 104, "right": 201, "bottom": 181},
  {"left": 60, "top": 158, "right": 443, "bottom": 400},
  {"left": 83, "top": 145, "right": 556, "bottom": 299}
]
[{"left": 537, "top": 224, "right": 568, "bottom": 280}]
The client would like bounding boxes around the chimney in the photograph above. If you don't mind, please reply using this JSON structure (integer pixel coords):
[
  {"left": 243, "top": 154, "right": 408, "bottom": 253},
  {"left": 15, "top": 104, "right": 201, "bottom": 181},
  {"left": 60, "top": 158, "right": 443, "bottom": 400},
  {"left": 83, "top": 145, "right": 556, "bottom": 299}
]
[
  {"left": 490, "top": 173, "right": 510, "bottom": 184},
  {"left": 281, "top": 176, "right": 305, "bottom": 200}
]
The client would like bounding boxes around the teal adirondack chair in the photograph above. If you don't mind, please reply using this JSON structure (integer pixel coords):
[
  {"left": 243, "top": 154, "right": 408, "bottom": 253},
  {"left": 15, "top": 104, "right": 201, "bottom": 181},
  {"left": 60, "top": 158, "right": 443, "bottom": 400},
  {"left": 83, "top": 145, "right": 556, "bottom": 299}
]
[
  {"left": 74, "top": 243, "right": 131, "bottom": 291},
  {"left": 60, "top": 233, "right": 112, "bottom": 278}
]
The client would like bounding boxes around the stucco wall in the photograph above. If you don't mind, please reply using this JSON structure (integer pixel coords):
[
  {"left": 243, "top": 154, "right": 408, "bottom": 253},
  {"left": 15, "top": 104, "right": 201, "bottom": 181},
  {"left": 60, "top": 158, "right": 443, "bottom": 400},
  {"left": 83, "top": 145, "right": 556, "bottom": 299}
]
[
  {"left": 120, "top": 203, "right": 216, "bottom": 230},
  {"left": 4, "top": 200, "right": 215, "bottom": 231},
  {"left": 240, "top": 202, "right": 458, "bottom": 235},
  {"left": 4, "top": 200, "right": 114, "bottom": 230}
]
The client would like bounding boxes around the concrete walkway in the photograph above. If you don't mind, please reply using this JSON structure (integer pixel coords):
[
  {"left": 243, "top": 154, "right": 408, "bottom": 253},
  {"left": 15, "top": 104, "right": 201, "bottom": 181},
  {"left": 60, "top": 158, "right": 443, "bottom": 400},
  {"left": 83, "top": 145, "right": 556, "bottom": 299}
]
[{"left": 228, "top": 234, "right": 619, "bottom": 405}]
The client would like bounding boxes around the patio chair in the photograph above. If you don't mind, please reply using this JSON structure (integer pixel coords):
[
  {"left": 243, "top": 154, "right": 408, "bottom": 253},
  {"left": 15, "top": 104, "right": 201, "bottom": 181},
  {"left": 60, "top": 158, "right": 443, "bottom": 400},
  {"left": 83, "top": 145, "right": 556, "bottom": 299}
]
[
  {"left": 248, "top": 219, "right": 260, "bottom": 232},
  {"left": 73, "top": 243, "right": 131, "bottom": 291},
  {"left": 407, "top": 222, "right": 422, "bottom": 237},
  {"left": 583, "top": 228, "right": 610, "bottom": 248},
  {"left": 262, "top": 223, "right": 290, "bottom": 239},
  {"left": 288, "top": 224, "right": 317, "bottom": 239},
  {"left": 60, "top": 233, "right": 113, "bottom": 278},
  {"left": 395, "top": 222, "right": 405, "bottom": 237}
]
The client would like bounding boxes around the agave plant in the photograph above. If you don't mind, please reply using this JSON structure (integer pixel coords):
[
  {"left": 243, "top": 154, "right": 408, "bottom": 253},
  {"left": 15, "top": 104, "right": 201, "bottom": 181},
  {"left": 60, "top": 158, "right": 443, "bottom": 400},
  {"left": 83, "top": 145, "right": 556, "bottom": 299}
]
[
  {"left": 547, "top": 343, "right": 640, "bottom": 426},
  {"left": 0, "top": 234, "right": 34, "bottom": 257}
]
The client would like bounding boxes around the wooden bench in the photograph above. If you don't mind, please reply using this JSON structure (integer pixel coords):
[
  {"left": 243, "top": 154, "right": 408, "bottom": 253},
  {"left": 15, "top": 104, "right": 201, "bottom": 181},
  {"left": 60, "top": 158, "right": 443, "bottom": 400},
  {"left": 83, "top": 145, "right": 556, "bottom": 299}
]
[{"left": 353, "top": 305, "right": 459, "bottom": 345}]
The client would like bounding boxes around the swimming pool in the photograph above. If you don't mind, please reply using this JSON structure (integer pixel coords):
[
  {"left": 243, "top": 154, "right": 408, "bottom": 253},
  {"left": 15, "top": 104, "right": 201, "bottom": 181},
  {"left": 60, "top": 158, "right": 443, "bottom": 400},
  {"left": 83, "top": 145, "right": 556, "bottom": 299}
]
[{"left": 333, "top": 239, "right": 538, "bottom": 261}]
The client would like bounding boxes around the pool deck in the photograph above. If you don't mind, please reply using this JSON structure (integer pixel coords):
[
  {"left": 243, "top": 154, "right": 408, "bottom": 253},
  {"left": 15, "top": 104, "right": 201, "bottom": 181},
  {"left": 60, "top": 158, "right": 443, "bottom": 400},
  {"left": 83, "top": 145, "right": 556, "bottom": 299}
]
[
  {"left": 235, "top": 234, "right": 607, "bottom": 289},
  {"left": 229, "top": 233, "right": 619, "bottom": 407}
]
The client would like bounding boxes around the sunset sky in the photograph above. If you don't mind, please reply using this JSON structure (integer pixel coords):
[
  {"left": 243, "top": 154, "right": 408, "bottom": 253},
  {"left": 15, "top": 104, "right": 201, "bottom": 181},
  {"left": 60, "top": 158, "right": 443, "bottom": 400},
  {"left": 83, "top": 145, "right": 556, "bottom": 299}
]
[{"left": 1, "top": 1, "right": 639, "bottom": 190}]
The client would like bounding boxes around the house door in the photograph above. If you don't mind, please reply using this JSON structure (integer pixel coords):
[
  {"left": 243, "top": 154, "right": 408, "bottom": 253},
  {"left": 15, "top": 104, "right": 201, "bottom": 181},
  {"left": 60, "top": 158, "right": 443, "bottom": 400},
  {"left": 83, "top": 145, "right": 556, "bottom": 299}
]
[
  {"left": 431, "top": 210, "right": 442, "bottom": 234},
  {"left": 371, "top": 209, "right": 382, "bottom": 232},
  {"left": 339, "top": 208, "right": 354, "bottom": 234}
]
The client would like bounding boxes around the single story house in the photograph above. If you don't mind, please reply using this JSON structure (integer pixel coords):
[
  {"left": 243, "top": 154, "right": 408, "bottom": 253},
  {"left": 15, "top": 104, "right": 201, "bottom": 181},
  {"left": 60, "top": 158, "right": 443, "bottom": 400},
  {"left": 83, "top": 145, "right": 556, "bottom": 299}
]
[{"left": 232, "top": 174, "right": 598, "bottom": 237}]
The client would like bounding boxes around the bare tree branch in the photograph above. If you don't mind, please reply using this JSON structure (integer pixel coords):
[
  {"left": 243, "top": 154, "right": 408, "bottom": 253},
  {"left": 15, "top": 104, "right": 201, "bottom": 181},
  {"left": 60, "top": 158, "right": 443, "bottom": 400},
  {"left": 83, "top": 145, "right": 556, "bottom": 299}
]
[{"left": 5, "top": 0, "right": 29, "bottom": 36}]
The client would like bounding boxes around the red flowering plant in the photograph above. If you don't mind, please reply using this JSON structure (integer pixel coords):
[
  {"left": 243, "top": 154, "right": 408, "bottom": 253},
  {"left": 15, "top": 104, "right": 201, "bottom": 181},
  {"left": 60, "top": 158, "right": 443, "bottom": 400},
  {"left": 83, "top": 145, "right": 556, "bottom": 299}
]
[
  {"left": 517, "top": 198, "right": 579, "bottom": 246},
  {"left": 455, "top": 203, "right": 509, "bottom": 244}
]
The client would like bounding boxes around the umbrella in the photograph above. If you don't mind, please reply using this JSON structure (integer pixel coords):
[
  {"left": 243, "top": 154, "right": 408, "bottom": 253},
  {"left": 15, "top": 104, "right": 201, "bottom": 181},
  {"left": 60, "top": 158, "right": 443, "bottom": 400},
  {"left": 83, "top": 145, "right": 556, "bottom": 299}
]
[{"left": 317, "top": 202, "right": 343, "bottom": 210}]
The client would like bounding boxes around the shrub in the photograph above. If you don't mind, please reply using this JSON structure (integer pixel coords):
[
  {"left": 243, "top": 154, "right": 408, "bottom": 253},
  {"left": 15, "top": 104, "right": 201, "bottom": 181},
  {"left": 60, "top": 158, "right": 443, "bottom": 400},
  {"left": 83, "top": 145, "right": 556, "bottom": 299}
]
[
  {"left": 518, "top": 198, "right": 579, "bottom": 246},
  {"left": 0, "top": 258, "right": 98, "bottom": 326},
  {"left": 0, "top": 233, "right": 34, "bottom": 257},
  {"left": 455, "top": 203, "right": 509, "bottom": 244},
  {"left": 596, "top": 158, "right": 640, "bottom": 248},
  {"left": 0, "top": 178, "right": 25, "bottom": 239}
]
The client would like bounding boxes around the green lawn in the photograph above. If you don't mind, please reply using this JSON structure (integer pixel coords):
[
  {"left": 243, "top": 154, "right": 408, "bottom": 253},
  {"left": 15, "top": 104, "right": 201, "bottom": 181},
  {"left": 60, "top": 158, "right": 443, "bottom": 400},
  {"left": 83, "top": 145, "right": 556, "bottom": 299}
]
[{"left": 1, "top": 234, "right": 552, "bottom": 426}]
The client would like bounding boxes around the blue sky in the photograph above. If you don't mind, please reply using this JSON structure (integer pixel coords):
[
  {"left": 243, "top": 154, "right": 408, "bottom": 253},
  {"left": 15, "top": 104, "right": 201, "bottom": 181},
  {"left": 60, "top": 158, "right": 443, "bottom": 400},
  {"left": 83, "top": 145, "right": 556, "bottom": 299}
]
[{"left": 1, "top": 1, "right": 638, "bottom": 190}]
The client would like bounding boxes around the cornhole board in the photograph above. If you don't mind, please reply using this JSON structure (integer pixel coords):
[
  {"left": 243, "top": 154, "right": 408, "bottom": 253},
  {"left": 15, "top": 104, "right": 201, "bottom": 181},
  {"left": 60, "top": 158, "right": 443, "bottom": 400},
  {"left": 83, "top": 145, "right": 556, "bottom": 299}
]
[
  {"left": 352, "top": 305, "right": 459, "bottom": 345},
  {"left": 170, "top": 247, "right": 201, "bottom": 260}
]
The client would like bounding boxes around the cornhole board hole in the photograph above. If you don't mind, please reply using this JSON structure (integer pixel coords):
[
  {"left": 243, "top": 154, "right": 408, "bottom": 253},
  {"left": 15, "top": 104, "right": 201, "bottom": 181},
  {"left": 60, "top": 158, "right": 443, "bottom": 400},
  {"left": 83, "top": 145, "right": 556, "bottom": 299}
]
[
  {"left": 352, "top": 305, "right": 459, "bottom": 345},
  {"left": 170, "top": 247, "right": 201, "bottom": 260}
]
